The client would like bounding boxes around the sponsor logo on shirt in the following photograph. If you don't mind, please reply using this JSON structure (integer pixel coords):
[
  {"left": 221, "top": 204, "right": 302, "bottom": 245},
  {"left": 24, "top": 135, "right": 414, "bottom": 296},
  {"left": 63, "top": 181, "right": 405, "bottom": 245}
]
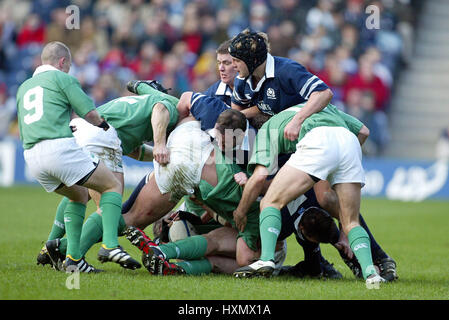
[{"left": 257, "top": 102, "right": 275, "bottom": 115}]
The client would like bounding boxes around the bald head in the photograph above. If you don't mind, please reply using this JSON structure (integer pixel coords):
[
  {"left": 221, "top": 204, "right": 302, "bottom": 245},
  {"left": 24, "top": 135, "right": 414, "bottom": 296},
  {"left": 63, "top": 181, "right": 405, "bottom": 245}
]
[{"left": 41, "top": 41, "right": 72, "bottom": 73}]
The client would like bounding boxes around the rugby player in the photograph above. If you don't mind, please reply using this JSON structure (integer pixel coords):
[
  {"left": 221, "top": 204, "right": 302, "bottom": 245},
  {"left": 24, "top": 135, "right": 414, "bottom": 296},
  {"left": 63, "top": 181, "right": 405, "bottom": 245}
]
[
  {"left": 233, "top": 103, "right": 387, "bottom": 287},
  {"left": 228, "top": 29, "right": 333, "bottom": 142},
  {"left": 18, "top": 41, "right": 135, "bottom": 272},
  {"left": 37, "top": 80, "right": 181, "bottom": 271},
  {"left": 125, "top": 188, "right": 354, "bottom": 279},
  {"left": 39, "top": 107, "right": 256, "bottom": 268}
]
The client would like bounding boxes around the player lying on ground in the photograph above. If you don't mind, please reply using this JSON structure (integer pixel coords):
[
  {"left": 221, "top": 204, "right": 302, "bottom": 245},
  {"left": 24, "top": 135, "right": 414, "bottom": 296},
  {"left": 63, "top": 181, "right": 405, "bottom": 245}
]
[
  {"left": 124, "top": 183, "right": 356, "bottom": 279},
  {"left": 37, "top": 80, "right": 245, "bottom": 269},
  {"left": 37, "top": 80, "right": 182, "bottom": 272},
  {"left": 37, "top": 108, "right": 255, "bottom": 269}
]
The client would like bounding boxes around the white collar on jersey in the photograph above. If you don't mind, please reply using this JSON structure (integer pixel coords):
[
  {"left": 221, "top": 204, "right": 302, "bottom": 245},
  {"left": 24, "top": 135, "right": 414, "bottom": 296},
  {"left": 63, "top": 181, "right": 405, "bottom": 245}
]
[
  {"left": 33, "top": 64, "right": 60, "bottom": 77},
  {"left": 245, "top": 53, "right": 275, "bottom": 93},
  {"left": 215, "top": 81, "right": 233, "bottom": 96},
  {"left": 265, "top": 53, "right": 275, "bottom": 78}
]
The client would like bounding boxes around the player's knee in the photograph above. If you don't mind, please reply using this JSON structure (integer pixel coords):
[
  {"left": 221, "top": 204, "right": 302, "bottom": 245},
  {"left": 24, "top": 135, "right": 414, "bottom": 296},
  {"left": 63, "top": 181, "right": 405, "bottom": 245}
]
[
  {"left": 236, "top": 244, "right": 258, "bottom": 267},
  {"left": 236, "top": 253, "right": 254, "bottom": 267},
  {"left": 203, "top": 234, "right": 217, "bottom": 253},
  {"left": 319, "top": 190, "right": 340, "bottom": 218},
  {"left": 69, "top": 188, "right": 89, "bottom": 204},
  {"left": 101, "top": 172, "right": 122, "bottom": 193}
]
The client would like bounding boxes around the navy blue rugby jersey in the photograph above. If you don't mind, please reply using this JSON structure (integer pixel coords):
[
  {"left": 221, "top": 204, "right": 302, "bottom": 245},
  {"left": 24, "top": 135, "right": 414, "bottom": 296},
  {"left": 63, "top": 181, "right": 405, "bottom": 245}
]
[
  {"left": 231, "top": 54, "right": 329, "bottom": 115},
  {"left": 190, "top": 93, "right": 229, "bottom": 131},
  {"left": 203, "top": 80, "right": 233, "bottom": 107}
]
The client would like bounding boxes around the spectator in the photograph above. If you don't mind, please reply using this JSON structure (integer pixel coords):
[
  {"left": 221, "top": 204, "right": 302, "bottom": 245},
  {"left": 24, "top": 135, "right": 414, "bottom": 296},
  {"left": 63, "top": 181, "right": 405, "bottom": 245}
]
[
  {"left": 342, "top": 0, "right": 365, "bottom": 29},
  {"left": 70, "top": 43, "right": 100, "bottom": 88},
  {"left": 16, "top": 13, "right": 46, "bottom": 48},
  {"left": 128, "top": 41, "right": 164, "bottom": 80},
  {"left": 267, "top": 20, "right": 297, "bottom": 57},
  {"left": 158, "top": 52, "right": 190, "bottom": 97},
  {"left": 270, "top": 0, "right": 310, "bottom": 34},
  {"left": 45, "top": 8, "right": 81, "bottom": 50},
  {"left": 345, "top": 88, "right": 389, "bottom": 156},
  {"left": 317, "top": 53, "right": 347, "bottom": 109},
  {"left": 334, "top": 44, "right": 358, "bottom": 75},
  {"left": 344, "top": 55, "right": 390, "bottom": 112},
  {"left": 305, "top": 0, "right": 337, "bottom": 34},
  {"left": 1, "top": 0, "right": 419, "bottom": 156}
]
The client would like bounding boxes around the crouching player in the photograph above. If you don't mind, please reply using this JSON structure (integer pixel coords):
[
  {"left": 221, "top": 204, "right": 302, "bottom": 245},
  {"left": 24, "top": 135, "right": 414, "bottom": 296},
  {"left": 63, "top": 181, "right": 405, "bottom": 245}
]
[{"left": 37, "top": 80, "right": 180, "bottom": 271}]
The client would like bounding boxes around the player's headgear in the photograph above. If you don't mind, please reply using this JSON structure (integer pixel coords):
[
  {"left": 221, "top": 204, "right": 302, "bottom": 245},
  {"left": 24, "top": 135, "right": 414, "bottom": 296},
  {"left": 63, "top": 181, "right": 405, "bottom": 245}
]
[{"left": 228, "top": 31, "right": 267, "bottom": 75}]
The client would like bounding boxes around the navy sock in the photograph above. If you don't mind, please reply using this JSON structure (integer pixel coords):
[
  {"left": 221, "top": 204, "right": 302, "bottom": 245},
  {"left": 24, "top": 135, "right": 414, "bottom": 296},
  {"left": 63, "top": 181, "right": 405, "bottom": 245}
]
[{"left": 121, "top": 175, "right": 147, "bottom": 214}]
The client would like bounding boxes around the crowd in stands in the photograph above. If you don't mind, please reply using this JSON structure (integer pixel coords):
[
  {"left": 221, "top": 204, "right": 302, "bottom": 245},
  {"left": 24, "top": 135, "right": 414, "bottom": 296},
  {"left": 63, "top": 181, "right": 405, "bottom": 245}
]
[{"left": 0, "top": 0, "right": 419, "bottom": 156}]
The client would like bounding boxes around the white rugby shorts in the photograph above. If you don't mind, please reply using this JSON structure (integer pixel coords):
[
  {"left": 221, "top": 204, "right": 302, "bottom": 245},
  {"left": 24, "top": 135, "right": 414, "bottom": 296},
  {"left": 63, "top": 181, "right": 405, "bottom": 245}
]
[
  {"left": 70, "top": 118, "right": 123, "bottom": 173},
  {"left": 286, "top": 126, "right": 365, "bottom": 187},
  {"left": 24, "top": 137, "right": 98, "bottom": 192},
  {"left": 154, "top": 120, "right": 214, "bottom": 202}
]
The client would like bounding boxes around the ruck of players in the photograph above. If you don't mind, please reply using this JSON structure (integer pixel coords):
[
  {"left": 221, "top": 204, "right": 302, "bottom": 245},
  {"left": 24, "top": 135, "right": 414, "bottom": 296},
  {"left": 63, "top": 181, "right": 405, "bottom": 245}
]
[{"left": 18, "top": 29, "right": 397, "bottom": 289}]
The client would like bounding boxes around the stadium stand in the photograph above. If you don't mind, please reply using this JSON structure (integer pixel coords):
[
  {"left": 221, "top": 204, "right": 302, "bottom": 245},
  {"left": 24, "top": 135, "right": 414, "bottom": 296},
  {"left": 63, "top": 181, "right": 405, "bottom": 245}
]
[
  {"left": 384, "top": 0, "right": 449, "bottom": 160},
  {"left": 0, "top": 0, "right": 422, "bottom": 157}
]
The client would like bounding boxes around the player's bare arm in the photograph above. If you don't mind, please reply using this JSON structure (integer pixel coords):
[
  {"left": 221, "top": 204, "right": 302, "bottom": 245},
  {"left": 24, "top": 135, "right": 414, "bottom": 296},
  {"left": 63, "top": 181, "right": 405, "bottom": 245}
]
[
  {"left": 176, "top": 91, "right": 194, "bottom": 120},
  {"left": 239, "top": 105, "right": 262, "bottom": 119},
  {"left": 233, "top": 164, "right": 269, "bottom": 232},
  {"left": 83, "top": 109, "right": 110, "bottom": 130},
  {"left": 151, "top": 102, "right": 171, "bottom": 165},
  {"left": 284, "top": 88, "right": 333, "bottom": 141},
  {"left": 358, "top": 125, "right": 370, "bottom": 146},
  {"left": 128, "top": 144, "right": 154, "bottom": 161}
]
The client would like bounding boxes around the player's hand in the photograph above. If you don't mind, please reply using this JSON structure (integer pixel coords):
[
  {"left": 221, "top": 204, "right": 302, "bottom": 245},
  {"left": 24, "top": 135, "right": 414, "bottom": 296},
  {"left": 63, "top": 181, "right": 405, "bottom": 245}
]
[
  {"left": 153, "top": 144, "right": 170, "bottom": 165},
  {"left": 333, "top": 231, "right": 353, "bottom": 259},
  {"left": 234, "top": 172, "right": 248, "bottom": 186},
  {"left": 200, "top": 211, "right": 213, "bottom": 224},
  {"left": 283, "top": 117, "right": 302, "bottom": 141},
  {"left": 233, "top": 209, "right": 247, "bottom": 232}
]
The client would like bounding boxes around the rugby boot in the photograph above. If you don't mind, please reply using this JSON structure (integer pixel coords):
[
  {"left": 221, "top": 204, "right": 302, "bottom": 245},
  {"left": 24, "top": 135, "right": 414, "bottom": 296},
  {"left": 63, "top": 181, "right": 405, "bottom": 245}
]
[
  {"left": 97, "top": 245, "right": 141, "bottom": 270},
  {"left": 233, "top": 260, "right": 275, "bottom": 278}
]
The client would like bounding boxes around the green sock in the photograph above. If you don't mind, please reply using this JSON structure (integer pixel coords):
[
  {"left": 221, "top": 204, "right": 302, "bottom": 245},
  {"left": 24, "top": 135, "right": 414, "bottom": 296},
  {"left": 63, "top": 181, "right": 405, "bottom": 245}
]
[
  {"left": 59, "top": 214, "right": 126, "bottom": 256},
  {"left": 259, "top": 207, "right": 282, "bottom": 261},
  {"left": 80, "top": 212, "right": 103, "bottom": 256},
  {"left": 348, "top": 225, "right": 377, "bottom": 279},
  {"left": 48, "top": 197, "right": 69, "bottom": 240},
  {"left": 100, "top": 192, "right": 122, "bottom": 249},
  {"left": 175, "top": 259, "right": 212, "bottom": 275},
  {"left": 159, "top": 235, "right": 208, "bottom": 260},
  {"left": 59, "top": 238, "right": 67, "bottom": 256},
  {"left": 118, "top": 215, "right": 126, "bottom": 236},
  {"left": 64, "top": 202, "right": 86, "bottom": 260}
]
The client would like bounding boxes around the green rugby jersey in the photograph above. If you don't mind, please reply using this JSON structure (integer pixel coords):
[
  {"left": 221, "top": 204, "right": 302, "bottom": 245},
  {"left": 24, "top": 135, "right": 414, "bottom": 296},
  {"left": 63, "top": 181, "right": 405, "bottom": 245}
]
[
  {"left": 195, "top": 146, "right": 260, "bottom": 225},
  {"left": 248, "top": 103, "right": 364, "bottom": 174},
  {"left": 16, "top": 65, "right": 96, "bottom": 149},
  {"left": 97, "top": 85, "right": 179, "bottom": 155}
]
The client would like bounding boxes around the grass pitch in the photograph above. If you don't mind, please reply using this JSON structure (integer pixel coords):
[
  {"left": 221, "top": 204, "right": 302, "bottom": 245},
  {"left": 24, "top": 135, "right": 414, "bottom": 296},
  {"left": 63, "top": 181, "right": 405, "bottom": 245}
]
[{"left": 0, "top": 186, "right": 448, "bottom": 300}]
